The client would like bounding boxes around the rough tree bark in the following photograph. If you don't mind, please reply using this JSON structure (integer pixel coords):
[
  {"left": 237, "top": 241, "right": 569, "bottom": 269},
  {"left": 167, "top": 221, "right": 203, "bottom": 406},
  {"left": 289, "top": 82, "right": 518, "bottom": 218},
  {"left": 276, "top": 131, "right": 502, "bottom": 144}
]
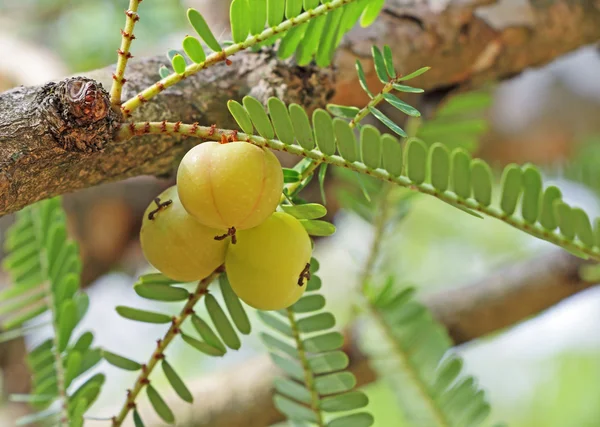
[
  {"left": 121, "top": 250, "right": 594, "bottom": 427},
  {"left": 0, "top": 0, "right": 598, "bottom": 216}
]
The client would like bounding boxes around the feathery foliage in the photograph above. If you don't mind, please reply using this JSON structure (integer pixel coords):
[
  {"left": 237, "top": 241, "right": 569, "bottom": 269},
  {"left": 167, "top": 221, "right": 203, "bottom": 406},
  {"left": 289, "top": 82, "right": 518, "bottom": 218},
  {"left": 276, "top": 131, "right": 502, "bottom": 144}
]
[
  {"left": 260, "top": 258, "right": 374, "bottom": 426},
  {"left": 2, "top": 198, "right": 100, "bottom": 426},
  {"left": 363, "top": 284, "right": 491, "bottom": 427}
]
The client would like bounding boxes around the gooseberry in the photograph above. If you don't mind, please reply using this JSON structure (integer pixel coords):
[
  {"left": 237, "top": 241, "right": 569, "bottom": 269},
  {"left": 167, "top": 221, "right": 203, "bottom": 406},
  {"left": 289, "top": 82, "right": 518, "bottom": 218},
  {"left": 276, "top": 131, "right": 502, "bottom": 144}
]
[
  {"left": 140, "top": 186, "right": 228, "bottom": 282},
  {"left": 225, "top": 212, "right": 312, "bottom": 310},
  {"left": 176, "top": 141, "right": 284, "bottom": 232}
]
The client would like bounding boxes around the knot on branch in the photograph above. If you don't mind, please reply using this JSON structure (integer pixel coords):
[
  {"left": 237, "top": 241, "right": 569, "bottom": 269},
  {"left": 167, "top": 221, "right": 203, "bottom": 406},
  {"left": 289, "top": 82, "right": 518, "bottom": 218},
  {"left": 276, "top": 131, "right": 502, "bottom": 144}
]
[{"left": 37, "top": 77, "right": 122, "bottom": 152}]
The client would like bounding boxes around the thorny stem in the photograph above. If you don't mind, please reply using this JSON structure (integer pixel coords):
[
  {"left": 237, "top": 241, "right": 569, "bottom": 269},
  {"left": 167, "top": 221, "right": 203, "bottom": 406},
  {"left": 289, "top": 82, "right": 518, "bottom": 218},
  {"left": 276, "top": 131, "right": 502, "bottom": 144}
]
[
  {"left": 119, "top": 0, "right": 359, "bottom": 117},
  {"left": 111, "top": 269, "right": 221, "bottom": 427},
  {"left": 110, "top": 0, "right": 142, "bottom": 106},
  {"left": 286, "top": 308, "right": 325, "bottom": 426},
  {"left": 117, "top": 121, "right": 600, "bottom": 263}
]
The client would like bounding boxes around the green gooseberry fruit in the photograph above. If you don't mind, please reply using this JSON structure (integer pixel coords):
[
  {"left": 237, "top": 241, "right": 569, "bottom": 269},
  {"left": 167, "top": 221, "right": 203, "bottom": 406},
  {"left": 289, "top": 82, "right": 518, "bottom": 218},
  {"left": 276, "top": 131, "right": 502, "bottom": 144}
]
[
  {"left": 140, "top": 186, "right": 228, "bottom": 282},
  {"left": 176, "top": 141, "right": 284, "bottom": 232},
  {"left": 225, "top": 212, "right": 312, "bottom": 310}
]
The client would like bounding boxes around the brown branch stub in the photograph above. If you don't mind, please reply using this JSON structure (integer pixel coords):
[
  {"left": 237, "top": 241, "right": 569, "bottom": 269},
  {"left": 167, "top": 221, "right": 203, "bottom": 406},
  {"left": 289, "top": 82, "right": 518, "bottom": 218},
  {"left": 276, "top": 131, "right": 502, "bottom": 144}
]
[{"left": 37, "top": 77, "right": 122, "bottom": 152}]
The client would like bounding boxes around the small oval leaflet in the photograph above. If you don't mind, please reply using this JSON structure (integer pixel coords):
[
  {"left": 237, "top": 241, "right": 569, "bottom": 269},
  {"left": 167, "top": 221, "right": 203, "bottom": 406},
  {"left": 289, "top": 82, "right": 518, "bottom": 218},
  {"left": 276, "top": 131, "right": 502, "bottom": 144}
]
[
  {"left": 289, "top": 103, "right": 315, "bottom": 150},
  {"left": 383, "top": 93, "right": 420, "bottom": 117},
  {"left": 101, "top": 349, "right": 142, "bottom": 371},
  {"left": 187, "top": 8, "right": 222, "bottom": 52},
  {"left": 281, "top": 203, "right": 327, "bottom": 220},
  {"left": 181, "top": 333, "right": 225, "bottom": 357},
  {"left": 572, "top": 207, "right": 594, "bottom": 247},
  {"left": 274, "top": 377, "right": 312, "bottom": 404},
  {"left": 192, "top": 314, "right": 227, "bottom": 353},
  {"left": 471, "top": 159, "right": 493, "bottom": 207},
  {"left": 521, "top": 165, "right": 543, "bottom": 224},
  {"left": 182, "top": 36, "right": 206, "bottom": 64},
  {"left": 147, "top": 385, "right": 175, "bottom": 424},
  {"left": 115, "top": 306, "right": 172, "bottom": 324},
  {"left": 500, "top": 164, "right": 522, "bottom": 216},
  {"left": 300, "top": 220, "right": 336, "bottom": 237},
  {"left": 315, "top": 371, "right": 356, "bottom": 395},
  {"left": 243, "top": 96, "right": 275, "bottom": 140},
  {"left": 267, "top": 0, "right": 285, "bottom": 27},
  {"left": 334, "top": 118, "right": 358, "bottom": 163},
  {"left": 271, "top": 353, "right": 305, "bottom": 381},
  {"left": 162, "top": 360, "right": 193, "bottom": 403},
  {"left": 171, "top": 54, "right": 186, "bottom": 75},
  {"left": 268, "top": 97, "right": 295, "bottom": 145},
  {"left": 451, "top": 148, "right": 472, "bottom": 199},
  {"left": 257, "top": 311, "right": 293, "bottom": 338},
  {"left": 296, "top": 312, "right": 335, "bottom": 334},
  {"left": 230, "top": 0, "right": 250, "bottom": 43},
  {"left": 539, "top": 185, "right": 562, "bottom": 230},
  {"left": 291, "top": 294, "right": 326, "bottom": 313},
  {"left": 327, "top": 104, "right": 360, "bottom": 119},
  {"left": 249, "top": 0, "right": 267, "bottom": 35},
  {"left": 369, "top": 106, "right": 406, "bottom": 137},
  {"left": 58, "top": 300, "right": 77, "bottom": 352},
  {"left": 308, "top": 350, "right": 349, "bottom": 374},
  {"left": 360, "top": 125, "right": 382, "bottom": 170},
  {"left": 313, "top": 109, "right": 336, "bottom": 156},
  {"left": 406, "top": 138, "right": 427, "bottom": 184},
  {"left": 274, "top": 394, "right": 318, "bottom": 423},
  {"left": 228, "top": 100, "right": 254, "bottom": 135},
  {"left": 320, "top": 391, "right": 369, "bottom": 412},
  {"left": 219, "top": 274, "right": 252, "bottom": 335},
  {"left": 428, "top": 143, "right": 450, "bottom": 192},
  {"left": 381, "top": 134, "right": 403, "bottom": 177},
  {"left": 554, "top": 201, "right": 575, "bottom": 240},
  {"left": 261, "top": 332, "right": 298, "bottom": 359},
  {"left": 328, "top": 412, "right": 375, "bottom": 427},
  {"left": 205, "top": 294, "right": 241, "bottom": 350},
  {"left": 134, "top": 284, "right": 190, "bottom": 302}
]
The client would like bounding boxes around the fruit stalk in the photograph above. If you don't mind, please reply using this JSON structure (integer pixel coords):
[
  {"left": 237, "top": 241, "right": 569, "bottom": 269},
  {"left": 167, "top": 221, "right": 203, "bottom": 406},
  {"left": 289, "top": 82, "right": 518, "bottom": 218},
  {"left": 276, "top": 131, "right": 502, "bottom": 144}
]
[
  {"left": 110, "top": 0, "right": 142, "bottom": 107},
  {"left": 111, "top": 269, "right": 221, "bottom": 427}
]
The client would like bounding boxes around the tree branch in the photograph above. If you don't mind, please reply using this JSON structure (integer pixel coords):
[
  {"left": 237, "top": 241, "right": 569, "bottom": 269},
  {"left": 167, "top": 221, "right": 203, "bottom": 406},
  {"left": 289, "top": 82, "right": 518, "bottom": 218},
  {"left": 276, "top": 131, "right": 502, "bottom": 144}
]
[
  {"left": 124, "top": 250, "right": 595, "bottom": 427},
  {"left": 0, "top": 0, "right": 598, "bottom": 217}
]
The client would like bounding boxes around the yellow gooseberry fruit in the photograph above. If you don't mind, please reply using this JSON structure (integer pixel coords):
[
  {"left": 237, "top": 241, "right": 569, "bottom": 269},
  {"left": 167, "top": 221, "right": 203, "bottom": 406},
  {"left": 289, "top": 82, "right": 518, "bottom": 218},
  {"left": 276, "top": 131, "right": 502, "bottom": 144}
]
[
  {"left": 140, "top": 186, "right": 228, "bottom": 282},
  {"left": 225, "top": 212, "right": 312, "bottom": 310},
  {"left": 176, "top": 141, "right": 284, "bottom": 232}
]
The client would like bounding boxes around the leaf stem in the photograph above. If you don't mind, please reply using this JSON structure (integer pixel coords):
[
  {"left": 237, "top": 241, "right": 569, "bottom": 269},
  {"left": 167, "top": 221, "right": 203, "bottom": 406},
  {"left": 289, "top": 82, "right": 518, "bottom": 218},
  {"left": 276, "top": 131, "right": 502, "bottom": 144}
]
[
  {"left": 119, "top": 0, "right": 359, "bottom": 117},
  {"left": 111, "top": 269, "right": 221, "bottom": 427},
  {"left": 110, "top": 0, "right": 142, "bottom": 107},
  {"left": 117, "top": 121, "right": 600, "bottom": 262},
  {"left": 285, "top": 308, "right": 325, "bottom": 426}
]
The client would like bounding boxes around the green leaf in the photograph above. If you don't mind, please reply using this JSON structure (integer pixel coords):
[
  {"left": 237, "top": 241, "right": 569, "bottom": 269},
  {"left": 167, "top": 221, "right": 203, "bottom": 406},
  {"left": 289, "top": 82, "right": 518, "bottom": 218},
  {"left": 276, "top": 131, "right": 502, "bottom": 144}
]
[
  {"left": 316, "top": 7, "right": 344, "bottom": 67},
  {"left": 296, "top": 312, "right": 335, "bottom": 333},
  {"left": 303, "top": 331, "right": 344, "bottom": 353},
  {"left": 399, "top": 66, "right": 431, "bottom": 81},
  {"left": 428, "top": 143, "right": 450, "bottom": 192},
  {"left": 268, "top": 97, "right": 296, "bottom": 145},
  {"left": 274, "top": 377, "right": 312, "bottom": 404},
  {"left": 243, "top": 96, "right": 275, "bottom": 139},
  {"left": 554, "top": 201, "right": 575, "bottom": 240},
  {"left": 171, "top": 54, "right": 186, "bottom": 75},
  {"left": 271, "top": 353, "right": 305, "bottom": 381},
  {"left": 282, "top": 203, "right": 327, "bottom": 220},
  {"left": 451, "top": 149, "right": 472, "bottom": 199},
  {"left": 57, "top": 300, "right": 77, "bottom": 352},
  {"left": 231, "top": 0, "right": 250, "bottom": 43},
  {"left": 369, "top": 106, "right": 406, "bottom": 137},
  {"left": 382, "top": 45, "right": 395, "bottom": 77},
  {"left": 521, "top": 165, "right": 543, "bottom": 224},
  {"left": 572, "top": 208, "right": 594, "bottom": 247},
  {"left": 2, "top": 303, "right": 47, "bottom": 330},
  {"left": 267, "top": 0, "right": 285, "bottom": 26},
  {"left": 286, "top": 0, "right": 303, "bottom": 18},
  {"left": 306, "top": 275, "right": 322, "bottom": 292},
  {"left": 381, "top": 134, "right": 403, "bottom": 177},
  {"left": 249, "top": 0, "right": 267, "bottom": 35},
  {"left": 69, "top": 373, "right": 104, "bottom": 413},
  {"left": 228, "top": 100, "right": 255, "bottom": 134},
  {"left": 321, "top": 391, "right": 369, "bottom": 412},
  {"left": 406, "top": 138, "right": 427, "bottom": 184},
  {"left": 182, "top": 36, "right": 206, "bottom": 63},
  {"left": 318, "top": 163, "right": 328, "bottom": 205},
  {"left": 289, "top": 103, "right": 315, "bottom": 150},
  {"left": 283, "top": 168, "right": 302, "bottom": 183},
  {"left": 328, "top": 412, "right": 375, "bottom": 427},
  {"left": 471, "top": 159, "right": 493, "bottom": 206},
  {"left": 162, "top": 360, "right": 193, "bottom": 403},
  {"left": 355, "top": 60, "right": 373, "bottom": 98},
  {"left": 300, "top": 219, "right": 336, "bottom": 237},
  {"left": 334, "top": 118, "right": 358, "bottom": 163},
  {"left": 274, "top": 394, "right": 318, "bottom": 422},
  {"left": 16, "top": 408, "right": 59, "bottom": 426},
  {"left": 327, "top": 104, "right": 360, "bottom": 119},
  {"left": 360, "top": 0, "right": 385, "bottom": 27},
  {"left": 147, "top": 385, "right": 175, "bottom": 424},
  {"left": 261, "top": 332, "right": 298, "bottom": 359},
  {"left": 187, "top": 8, "right": 222, "bottom": 52},
  {"left": 191, "top": 314, "right": 227, "bottom": 353},
  {"left": 500, "top": 164, "right": 522, "bottom": 216},
  {"left": 313, "top": 109, "right": 336, "bottom": 156},
  {"left": 64, "top": 351, "right": 82, "bottom": 387},
  {"left": 308, "top": 350, "right": 349, "bottom": 374},
  {"left": 166, "top": 49, "right": 179, "bottom": 61},
  {"left": 258, "top": 311, "right": 293, "bottom": 337},
  {"left": 115, "top": 306, "right": 172, "bottom": 324},
  {"left": 291, "top": 294, "right": 326, "bottom": 313},
  {"left": 181, "top": 333, "right": 225, "bottom": 357},
  {"left": 315, "top": 371, "right": 356, "bottom": 395},
  {"left": 296, "top": 14, "right": 327, "bottom": 65},
  {"left": 304, "top": 0, "right": 319, "bottom": 9},
  {"left": 279, "top": 24, "right": 309, "bottom": 59},
  {"left": 133, "top": 409, "right": 145, "bottom": 427},
  {"left": 393, "top": 83, "right": 424, "bottom": 94},
  {"left": 360, "top": 125, "right": 382, "bottom": 169},
  {"left": 433, "top": 355, "right": 463, "bottom": 392},
  {"left": 134, "top": 284, "right": 189, "bottom": 302},
  {"left": 219, "top": 275, "right": 251, "bottom": 334},
  {"left": 102, "top": 350, "right": 142, "bottom": 371},
  {"left": 205, "top": 294, "right": 241, "bottom": 350},
  {"left": 372, "top": 46, "right": 389, "bottom": 83},
  {"left": 383, "top": 93, "right": 420, "bottom": 117},
  {"left": 539, "top": 186, "right": 562, "bottom": 230}
]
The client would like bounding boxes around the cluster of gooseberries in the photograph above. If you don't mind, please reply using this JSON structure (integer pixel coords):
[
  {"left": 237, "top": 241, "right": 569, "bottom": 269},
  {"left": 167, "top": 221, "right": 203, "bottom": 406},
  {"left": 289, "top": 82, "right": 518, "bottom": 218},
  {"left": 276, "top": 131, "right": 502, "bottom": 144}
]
[{"left": 140, "top": 140, "right": 312, "bottom": 310}]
